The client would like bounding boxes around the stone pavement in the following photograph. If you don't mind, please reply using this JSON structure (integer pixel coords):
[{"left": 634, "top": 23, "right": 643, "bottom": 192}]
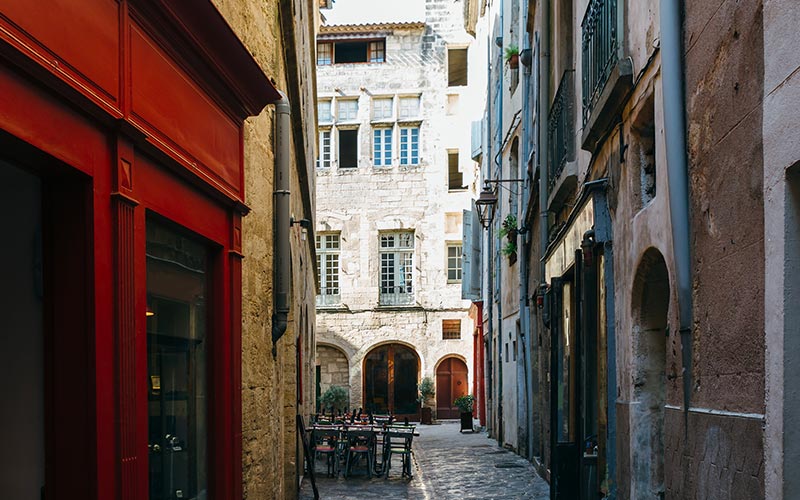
[{"left": 299, "top": 421, "right": 550, "bottom": 499}]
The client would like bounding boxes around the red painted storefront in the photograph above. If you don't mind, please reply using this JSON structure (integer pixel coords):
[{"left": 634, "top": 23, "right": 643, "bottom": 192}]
[{"left": 0, "top": 1, "right": 278, "bottom": 499}]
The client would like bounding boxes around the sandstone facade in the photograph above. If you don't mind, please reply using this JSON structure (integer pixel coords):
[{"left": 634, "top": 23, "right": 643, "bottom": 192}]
[{"left": 314, "top": 0, "right": 481, "bottom": 419}]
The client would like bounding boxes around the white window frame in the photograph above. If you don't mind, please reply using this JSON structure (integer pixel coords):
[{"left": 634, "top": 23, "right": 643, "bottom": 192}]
[
  {"left": 317, "top": 130, "right": 332, "bottom": 169},
  {"left": 338, "top": 99, "right": 359, "bottom": 121},
  {"left": 398, "top": 96, "right": 420, "bottom": 119},
  {"left": 318, "top": 99, "right": 333, "bottom": 123},
  {"left": 372, "top": 97, "right": 393, "bottom": 120},
  {"left": 373, "top": 127, "right": 393, "bottom": 167},
  {"left": 399, "top": 126, "right": 420, "bottom": 166},
  {"left": 317, "top": 42, "right": 332, "bottom": 65},
  {"left": 379, "top": 231, "right": 414, "bottom": 305},
  {"left": 447, "top": 243, "right": 463, "bottom": 283},
  {"left": 316, "top": 233, "right": 340, "bottom": 306}
]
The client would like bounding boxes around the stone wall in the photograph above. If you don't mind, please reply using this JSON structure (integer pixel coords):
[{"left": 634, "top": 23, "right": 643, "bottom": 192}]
[
  {"left": 317, "top": 344, "right": 350, "bottom": 405},
  {"left": 212, "top": 0, "right": 318, "bottom": 498},
  {"left": 315, "top": 0, "right": 480, "bottom": 416}
]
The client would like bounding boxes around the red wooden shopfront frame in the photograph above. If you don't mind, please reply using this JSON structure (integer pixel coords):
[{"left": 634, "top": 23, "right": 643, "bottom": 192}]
[{"left": 0, "top": 1, "right": 278, "bottom": 499}]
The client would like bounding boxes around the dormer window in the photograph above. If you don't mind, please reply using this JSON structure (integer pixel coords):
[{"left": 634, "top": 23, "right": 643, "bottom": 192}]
[{"left": 316, "top": 39, "right": 386, "bottom": 64}]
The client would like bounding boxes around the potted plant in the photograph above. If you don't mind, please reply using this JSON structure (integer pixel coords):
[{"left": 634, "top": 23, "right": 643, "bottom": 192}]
[
  {"left": 498, "top": 214, "right": 518, "bottom": 264},
  {"left": 417, "top": 376, "right": 435, "bottom": 424},
  {"left": 453, "top": 394, "right": 475, "bottom": 433},
  {"left": 505, "top": 44, "right": 520, "bottom": 69},
  {"left": 319, "top": 385, "right": 349, "bottom": 414}
]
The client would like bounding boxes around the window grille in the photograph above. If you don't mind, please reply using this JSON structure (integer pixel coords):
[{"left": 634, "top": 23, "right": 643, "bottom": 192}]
[{"left": 442, "top": 319, "right": 461, "bottom": 340}]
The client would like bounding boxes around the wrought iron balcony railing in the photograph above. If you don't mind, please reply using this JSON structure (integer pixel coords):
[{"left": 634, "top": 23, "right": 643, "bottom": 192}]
[
  {"left": 548, "top": 70, "right": 575, "bottom": 190},
  {"left": 581, "top": 0, "right": 618, "bottom": 125}
]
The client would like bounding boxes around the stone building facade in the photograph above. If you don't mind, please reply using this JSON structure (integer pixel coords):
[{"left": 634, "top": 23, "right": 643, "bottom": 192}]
[
  {"left": 469, "top": 0, "right": 778, "bottom": 498},
  {"left": 212, "top": 0, "right": 319, "bottom": 498},
  {"left": 314, "top": 0, "right": 482, "bottom": 420}
]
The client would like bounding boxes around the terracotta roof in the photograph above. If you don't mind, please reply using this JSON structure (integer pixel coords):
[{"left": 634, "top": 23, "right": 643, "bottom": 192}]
[{"left": 319, "top": 21, "right": 425, "bottom": 34}]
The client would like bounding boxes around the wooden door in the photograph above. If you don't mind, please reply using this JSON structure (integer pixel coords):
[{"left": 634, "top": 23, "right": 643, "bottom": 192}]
[{"left": 436, "top": 358, "right": 468, "bottom": 419}]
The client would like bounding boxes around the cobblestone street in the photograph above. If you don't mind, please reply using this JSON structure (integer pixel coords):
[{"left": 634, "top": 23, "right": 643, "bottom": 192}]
[{"left": 300, "top": 421, "right": 549, "bottom": 499}]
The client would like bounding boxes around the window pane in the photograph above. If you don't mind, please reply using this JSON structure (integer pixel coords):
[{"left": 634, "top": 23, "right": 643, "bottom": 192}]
[
  {"left": 338, "top": 100, "right": 358, "bottom": 121},
  {"left": 399, "top": 96, "right": 420, "bottom": 119},
  {"left": 318, "top": 101, "right": 332, "bottom": 122},
  {"left": 338, "top": 129, "right": 358, "bottom": 168},
  {"left": 369, "top": 40, "right": 385, "bottom": 63},
  {"left": 317, "top": 43, "right": 332, "bottom": 65},
  {"left": 146, "top": 220, "right": 208, "bottom": 500},
  {"left": 448, "top": 48, "right": 468, "bottom": 86}
]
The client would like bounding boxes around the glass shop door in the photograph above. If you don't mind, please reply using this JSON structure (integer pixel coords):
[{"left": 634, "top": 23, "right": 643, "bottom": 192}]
[{"left": 146, "top": 217, "right": 210, "bottom": 500}]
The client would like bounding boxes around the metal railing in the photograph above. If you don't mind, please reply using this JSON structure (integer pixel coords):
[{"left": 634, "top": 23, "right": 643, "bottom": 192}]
[
  {"left": 581, "top": 0, "right": 618, "bottom": 125},
  {"left": 548, "top": 70, "right": 575, "bottom": 190}
]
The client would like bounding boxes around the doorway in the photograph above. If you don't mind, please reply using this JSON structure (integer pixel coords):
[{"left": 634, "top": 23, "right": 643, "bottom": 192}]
[
  {"left": 436, "top": 357, "right": 469, "bottom": 419},
  {"left": 0, "top": 161, "right": 44, "bottom": 500},
  {"left": 363, "top": 344, "right": 420, "bottom": 417}
]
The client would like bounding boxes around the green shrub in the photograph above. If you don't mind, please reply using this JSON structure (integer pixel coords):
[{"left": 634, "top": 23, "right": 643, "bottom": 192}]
[
  {"left": 454, "top": 394, "right": 475, "bottom": 413},
  {"left": 319, "top": 385, "right": 349, "bottom": 412},
  {"left": 417, "top": 376, "right": 435, "bottom": 404}
]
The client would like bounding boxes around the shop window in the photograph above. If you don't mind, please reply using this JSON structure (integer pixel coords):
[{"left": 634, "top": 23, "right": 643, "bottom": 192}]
[
  {"left": 442, "top": 319, "right": 461, "bottom": 340},
  {"left": 338, "top": 129, "right": 358, "bottom": 168},
  {"left": 448, "top": 150, "right": 464, "bottom": 190},
  {"left": 448, "top": 48, "right": 468, "bottom": 86},
  {"left": 146, "top": 219, "right": 209, "bottom": 500}
]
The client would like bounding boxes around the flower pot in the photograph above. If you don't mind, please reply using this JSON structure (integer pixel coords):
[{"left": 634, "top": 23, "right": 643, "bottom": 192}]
[
  {"left": 420, "top": 406, "right": 433, "bottom": 425},
  {"left": 508, "top": 54, "right": 519, "bottom": 69},
  {"left": 459, "top": 411, "right": 473, "bottom": 433}
]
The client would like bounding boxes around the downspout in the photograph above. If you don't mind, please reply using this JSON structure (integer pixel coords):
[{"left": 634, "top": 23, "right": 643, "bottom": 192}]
[
  {"left": 272, "top": 91, "right": 291, "bottom": 356},
  {"left": 538, "top": 0, "right": 550, "bottom": 324},
  {"left": 495, "top": 0, "right": 505, "bottom": 448},
  {"left": 660, "top": 0, "right": 693, "bottom": 425},
  {"left": 520, "top": 1, "right": 534, "bottom": 460},
  {"left": 485, "top": 12, "right": 495, "bottom": 437}
]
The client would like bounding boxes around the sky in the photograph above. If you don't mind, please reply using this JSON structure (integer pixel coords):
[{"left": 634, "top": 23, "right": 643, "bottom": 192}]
[{"left": 323, "top": 0, "right": 426, "bottom": 25}]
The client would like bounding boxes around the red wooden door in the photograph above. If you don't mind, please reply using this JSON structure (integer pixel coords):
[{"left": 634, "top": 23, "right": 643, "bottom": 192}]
[{"left": 436, "top": 358, "right": 468, "bottom": 419}]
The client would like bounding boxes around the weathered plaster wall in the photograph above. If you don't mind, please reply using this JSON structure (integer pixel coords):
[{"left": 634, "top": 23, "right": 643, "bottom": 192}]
[
  {"left": 669, "top": 0, "right": 765, "bottom": 498},
  {"left": 316, "top": 0, "right": 479, "bottom": 420},
  {"left": 213, "top": 1, "right": 318, "bottom": 498},
  {"left": 763, "top": 1, "right": 800, "bottom": 499}
]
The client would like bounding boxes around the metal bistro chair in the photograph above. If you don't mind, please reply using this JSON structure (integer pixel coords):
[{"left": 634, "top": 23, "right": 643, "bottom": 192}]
[
  {"left": 344, "top": 428, "right": 376, "bottom": 478},
  {"left": 311, "top": 427, "right": 340, "bottom": 477},
  {"left": 383, "top": 428, "right": 414, "bottom": 479}
]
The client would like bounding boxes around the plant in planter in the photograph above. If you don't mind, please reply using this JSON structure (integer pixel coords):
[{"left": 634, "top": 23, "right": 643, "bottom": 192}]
[
  {"left": 498, "top": 214, "right": 518, "bottom": 263},
  {"left": 417, "top": 376, "right": 435, "bottom": 424},
  {"left": 504, "top": 44, "right": 520, "bottom": 69},
  {"left": 319, "top": 385, "right": 349, "bottom": 414},
  {"left": 453, "top": 394, "right": 475, "bottom": 433}
]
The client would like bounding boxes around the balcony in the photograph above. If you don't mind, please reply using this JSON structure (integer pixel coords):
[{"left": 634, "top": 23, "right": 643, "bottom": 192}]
[
  {"left": 548, "top": 70, "right": 575, "bottom": 193},
  {"left": 379, "top": 288, "right": 414, "bottom": 307},
  {"left": 580, "top": 0, "right": 632, "bottom": 152}
]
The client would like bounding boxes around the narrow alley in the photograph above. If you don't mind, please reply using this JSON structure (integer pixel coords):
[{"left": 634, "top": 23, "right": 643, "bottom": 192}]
[{"left": 300, "top": 421, "right": 550, "bottom": 500}]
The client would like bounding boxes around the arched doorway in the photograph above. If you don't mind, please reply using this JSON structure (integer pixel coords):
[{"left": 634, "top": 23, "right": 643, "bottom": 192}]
[
  {"left": 363, "top": 344, "right": 419, "bottom": 417},
  {"left": 630, "top": 248, "right": 670, "bottom": 499},
  {"left": 436, "top": 357, "right": 469, "bottom": 419}
]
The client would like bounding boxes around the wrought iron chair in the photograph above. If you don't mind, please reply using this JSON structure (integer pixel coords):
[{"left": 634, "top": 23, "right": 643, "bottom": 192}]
[
  {"left": 344, "top": 428, "right": 376, "bottom": 478},
  {"left": 311, "top": 427, "right": 340, "bottom": 477},
  {"left": 383, "top": 429, "right": 414, "bottom": 478}
]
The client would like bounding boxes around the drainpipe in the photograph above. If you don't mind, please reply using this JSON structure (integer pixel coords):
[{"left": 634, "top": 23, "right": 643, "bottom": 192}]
[
  {"left": 485, "top": 13, "right": 495, "bottom": 436},
  {"left": 520, "top": 0, "right": 534, "bottom": 460},
  {"left": 660, "top": 0, "right": 693, "bottom": 425},
  {"left": 538, "top": 0, "right": 550, "bottom": 317},
  {"left": 495, "top": 0, "right": 505, "bottom": 448},
  {"left": 272, "top": 91, "right": 291, "bottom": 355}
]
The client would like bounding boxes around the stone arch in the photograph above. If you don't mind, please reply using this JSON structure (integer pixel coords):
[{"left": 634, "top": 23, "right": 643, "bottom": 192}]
[
  {"left": 316, "top": 343, "right": 351, "bottom": 410},
  {"left": 362, "top": 343, "right": 421, "bottom": 417},
  {"left": 630, "top": 247, "right": 670, "bottom": 499}
]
